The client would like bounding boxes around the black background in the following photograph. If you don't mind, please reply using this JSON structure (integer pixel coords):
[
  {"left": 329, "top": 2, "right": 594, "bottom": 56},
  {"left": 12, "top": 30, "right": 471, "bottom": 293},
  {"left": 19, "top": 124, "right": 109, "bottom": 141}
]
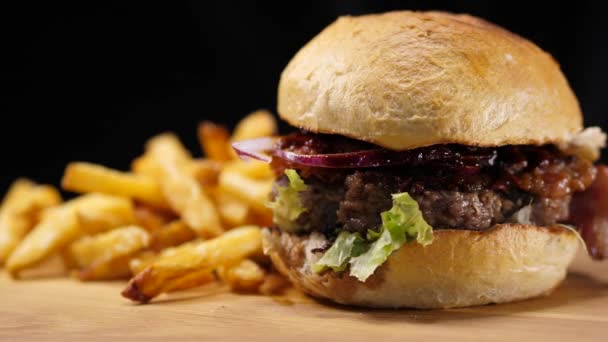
[{"left": 2, "top": 1, "right": 607, "bottom": 192}]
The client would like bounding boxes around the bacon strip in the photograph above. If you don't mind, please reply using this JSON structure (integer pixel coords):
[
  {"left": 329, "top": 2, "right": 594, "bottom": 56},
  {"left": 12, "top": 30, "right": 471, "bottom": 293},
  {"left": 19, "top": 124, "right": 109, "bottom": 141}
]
[{"left": 569, "top": 165, "right": 608, "bottom": 259}]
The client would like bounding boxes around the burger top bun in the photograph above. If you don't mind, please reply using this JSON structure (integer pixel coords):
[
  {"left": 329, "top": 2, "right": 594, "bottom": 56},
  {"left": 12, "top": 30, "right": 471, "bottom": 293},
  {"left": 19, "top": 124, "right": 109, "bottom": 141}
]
[{"left": 277, "top": 11, "right": 582, "bottom": 150}]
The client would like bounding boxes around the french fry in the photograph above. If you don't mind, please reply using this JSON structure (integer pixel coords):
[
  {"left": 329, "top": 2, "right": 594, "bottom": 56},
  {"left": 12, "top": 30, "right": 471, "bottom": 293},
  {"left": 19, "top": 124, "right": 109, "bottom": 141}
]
[
  {"left": 68, "top": 225, "right": 150, "bottom": 269},
  {"left": 62, "top": 162, "right": 168, "bottom": 209},
  {"left": 134, "top": 205, "right": 176, "bottom": 232},
  {"left": 189, "top": 159, "right": 222, "bottom": 186},
  {"left": 197, "top": 121, "right": 232, "bottom": 161},
  {"left": 135, "top": 149, "right": 220, "bottom": 191},
  {"left": 68, "top": 225, "right": 150, "bottom": 281},
  {"left": 218, "top": 168, "right": 273, "bottom": 213},
  {"left": 161, "top": 268, "right": 215, "bottom": 294},
  {"left": 129, "top": 250, "right": 157, "bottom": 275},
  {"left": 145, "top": 134, "right": 223, "bottom": 237},
  {"left": 6, "top": 209, "right": 79, "bottom": 276},
  {"left": 156, "top": 239, "right": 203, "bottom": 258},
  {"left": 225, "top": 159, "right": 273, "bottom": 180},
  {"left": 145, "top": 133, "right": 191, "bottom": 164},
  {"left": 73, "top": 194, "right": 135, "bottom": 234},
  {"left": 213, "top": 190, "right": 249, "bottom": 228},
  {"left": 0, "top": 214, "right": 29, "bottom": 264},
  {"left": 258, "top": 273, "right": 291, "bottom": 295},
  {"left": 131, "top": 155, "right": 163, "bottom": 180},
  {"left": 55, "top": 192, "right": 133, "bottom": 217},
  {"left": 122, "top": 225, "right": 262, "bottom": 302},
  {"left": 149, "top": 220, "right": 196, "bottom": 252},
  {"left": 77, "top": 254, "right": 132, "bottom": 281},
  {"left": 6, "top": 193, "right": 134, "bottom": 275},
  {"left": 218, "top": 259, "right": 265, "bottom": 292},
  {"left": 0, "top": 178, "right": 35, "bottom": 210},
  {"left": 160, "top": 165, "right": 223, "bottom": 237},
  {"left": 231, "top": 110, "right": 277, "bottom": 142},
  {"left": 0, "top": 183, "right": 62, "bottom": 263},
  {"left": 4, "top": 114, "right": 285, "bottom": 301}
]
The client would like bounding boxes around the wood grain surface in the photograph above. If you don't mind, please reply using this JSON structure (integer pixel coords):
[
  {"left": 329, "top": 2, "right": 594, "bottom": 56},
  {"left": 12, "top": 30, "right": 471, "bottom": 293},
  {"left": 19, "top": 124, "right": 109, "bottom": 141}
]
[{"left": 1, "top": 250, "right": 607, "bottom": 341}]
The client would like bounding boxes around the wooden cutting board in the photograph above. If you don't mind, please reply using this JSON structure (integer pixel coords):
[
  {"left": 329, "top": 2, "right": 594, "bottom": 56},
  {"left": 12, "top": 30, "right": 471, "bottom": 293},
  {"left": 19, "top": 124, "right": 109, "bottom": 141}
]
[{"left": 1, "top": 250, "right": 607, "bottom": 341}]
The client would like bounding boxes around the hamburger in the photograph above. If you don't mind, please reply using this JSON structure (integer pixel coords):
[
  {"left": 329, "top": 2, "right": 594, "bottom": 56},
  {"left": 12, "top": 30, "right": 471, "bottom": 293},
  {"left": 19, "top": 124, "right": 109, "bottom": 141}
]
[{"left": 233, "top": 11, "right": 607, "bottom": 309}]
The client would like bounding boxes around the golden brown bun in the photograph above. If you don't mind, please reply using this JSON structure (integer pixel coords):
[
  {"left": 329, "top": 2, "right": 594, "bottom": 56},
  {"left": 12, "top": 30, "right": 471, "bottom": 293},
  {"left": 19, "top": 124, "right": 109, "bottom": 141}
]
[
  {"left": 263, "top": 224, "right": 579, "bottom": 309},
  {"left": 278, "top": 11, "right": 582, "bottom": 150}
]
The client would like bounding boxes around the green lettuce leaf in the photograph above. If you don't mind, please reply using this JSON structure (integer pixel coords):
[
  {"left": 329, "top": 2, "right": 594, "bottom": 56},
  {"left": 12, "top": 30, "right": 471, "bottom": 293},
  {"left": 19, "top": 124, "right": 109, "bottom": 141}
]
[
  {"left": 267, "top": 169, "right": 307, "bottom": 232},
  {"left": 312, "top": 192, "right": 433, "bottom": 282},
  {"left": 366, "top": 228, "right": 381, "bottom": 241},
  {"left": 350, "top": 193, "right": 433, "bottom": 281},
  {"left": 311, "top": 231, "right": 366, "bottom": 273}
]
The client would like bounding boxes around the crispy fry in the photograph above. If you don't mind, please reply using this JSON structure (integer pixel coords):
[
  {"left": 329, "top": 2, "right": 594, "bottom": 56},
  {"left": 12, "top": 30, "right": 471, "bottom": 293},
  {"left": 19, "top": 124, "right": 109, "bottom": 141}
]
[
  {"left": 15, "top": 185, "right": 62, "bottom": 215},
  {"left": 73, "top": 194, "right": 135, "bottom": 234},
  {"left": 6, "top": 209, "right": 79, "bottom": 276},
  {"left": 135, "top": 149, "right": 219, "bottom": 188},
  {"left": 62, "top": 162, "right": 168, "bottom": 209},
  {"left": 6, "top": 193, "right": 134, "bottom": 275},
  {"left": 218, "top": 259, "right": 265, "bottom": 292},
  {"left": 218, "top": 168, "right": 273, "bottom": 213},
  {"left": 161, "top": 268, "right": 215, "bottom": 294},
  {"left": 129, "top": 251, "right": 157, "bottom": 275},
  {"left": 189, "top": 159, "right": 222, "bottom": 186},
  {"left": 149, "top": 220, "right": 196, "bottom": 252},
  {"left": 68, "top": 225, "right": 150, "bottom": 269},
  {"left": 156, "top": 238, "right": 203, "bottom": 258},
  {"left": 142, "top": 135, "right": 223, "bottom": 237},
  {"left": 133, "top": 205, "right": 176, "bottom": 232},
  {"left": 160, "top": 165, "right": 223, "bottom": 237},
  {"left": 225, "top": 159, "right": 273, "bottom": 180},
  {"left": 0, "top": 183, "right": 62, "bottom": 263},
  {"left": 4, "top": 115, "right": 283, "bottom": 301},
  {"left": 213, "top": 190, "right": 249, "bottom": 228},
  {"left": 197, "top": 121, "right": 232, "bottom": 161},
  {"left": 69, "top": 225, "right": 150, "bottom": 281},
  {"left": 122, "top": 225, "right": 262, "bottom": 302},
  {"left": 0, "top": 178, "right": 35, "bottom": 210},
  {"left": 77, "top": 254, "right": 132, "bottom": 281},
  {"left": 145, "top": 133, "right": 192, "bottom": 164},
  {"left": 258, "top": 273, "right": 291, "bottom": 295},
  {"left": 131, "top": 155, "right": 163, "bottom": 180},
  {"left": 0, "top": 215, "right": 29, "bottom": 264},
  {"left": 231, "top": 110, "right": 277, "bottom": 142}
]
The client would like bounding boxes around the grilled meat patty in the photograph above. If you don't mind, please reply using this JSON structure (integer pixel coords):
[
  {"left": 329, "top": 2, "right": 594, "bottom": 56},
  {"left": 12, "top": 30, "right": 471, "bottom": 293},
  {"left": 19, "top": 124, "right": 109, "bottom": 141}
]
[{"left": 270, "top": 133, "right": 595, "bottom": 236}]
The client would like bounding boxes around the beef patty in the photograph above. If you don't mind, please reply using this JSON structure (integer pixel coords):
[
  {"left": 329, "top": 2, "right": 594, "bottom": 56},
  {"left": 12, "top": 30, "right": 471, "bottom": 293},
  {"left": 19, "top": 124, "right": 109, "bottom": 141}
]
[
  {"left": 270, "top": 133, "right": 595, "bottom": 236},
  {"left": 276, "top": 171, "right": 570, "bottom": 235}
]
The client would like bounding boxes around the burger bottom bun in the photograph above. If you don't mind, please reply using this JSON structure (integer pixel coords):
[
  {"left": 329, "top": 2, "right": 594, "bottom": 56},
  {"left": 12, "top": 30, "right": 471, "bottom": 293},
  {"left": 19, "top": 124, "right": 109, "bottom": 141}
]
[{"left": 262, "top": 224, "right": 579, "bottom": 309}]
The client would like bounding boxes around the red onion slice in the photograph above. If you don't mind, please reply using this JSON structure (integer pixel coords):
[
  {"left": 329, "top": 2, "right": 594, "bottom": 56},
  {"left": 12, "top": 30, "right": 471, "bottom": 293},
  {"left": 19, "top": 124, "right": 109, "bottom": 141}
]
[
  {"left": 273, "top": 148, "right": 412, "bottom": 168},
  {"left": 232, "top": 136, "right": 496, "bottom": 169},
  {"left": 231, "top": 137, "right": 277, "bottom": 163}
]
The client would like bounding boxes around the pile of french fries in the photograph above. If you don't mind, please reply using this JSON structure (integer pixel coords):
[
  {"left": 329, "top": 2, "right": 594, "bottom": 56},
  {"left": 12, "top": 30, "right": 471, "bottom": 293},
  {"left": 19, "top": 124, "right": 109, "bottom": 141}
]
[{"left": 0, "top": 110, "right": 290, "bottom": 302}]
